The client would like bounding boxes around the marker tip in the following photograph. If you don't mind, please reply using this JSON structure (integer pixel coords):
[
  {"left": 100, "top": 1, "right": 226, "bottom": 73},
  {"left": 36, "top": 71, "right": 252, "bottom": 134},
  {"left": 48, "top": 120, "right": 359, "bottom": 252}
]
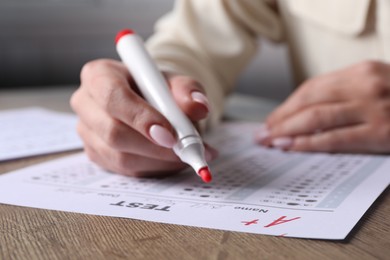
[
  {"left": 115, "top": 29, "right": 135, "bottom": 44},
  {"left": 198, "top": 167, "right": 212, "bottom": 183}
]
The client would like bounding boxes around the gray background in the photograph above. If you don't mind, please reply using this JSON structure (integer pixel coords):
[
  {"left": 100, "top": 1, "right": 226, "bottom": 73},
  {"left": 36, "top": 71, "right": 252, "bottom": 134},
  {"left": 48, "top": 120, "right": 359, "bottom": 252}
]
[{"left": 0, "top": 0, "right": 292, "bottom": 101}]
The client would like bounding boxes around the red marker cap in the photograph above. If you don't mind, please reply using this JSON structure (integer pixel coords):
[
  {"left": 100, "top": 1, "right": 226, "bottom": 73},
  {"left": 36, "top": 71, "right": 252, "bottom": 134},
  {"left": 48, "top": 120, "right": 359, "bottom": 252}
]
[
  {"left": 198, "top": 167, "right": 212, "bottom": 183},
  {"left": 115, "top": 29, "right": 135, "bottom": 44}
]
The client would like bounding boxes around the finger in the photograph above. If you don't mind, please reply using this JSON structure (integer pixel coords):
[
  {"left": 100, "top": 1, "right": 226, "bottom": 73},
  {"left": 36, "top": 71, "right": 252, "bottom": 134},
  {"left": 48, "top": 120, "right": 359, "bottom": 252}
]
[
  {"left": 78, "top": 124, "right": 186, "bottom": 177},
  {"left": 80, "top": 59, "right": 132, "bottom": 86},
  {"left": 289, "top": 124, "right": 390, "bottom": 153},
  {"left": 79, "top": 60, "right": 177, "bottom": 149},
  {"left": 268, "top": 102, "right": 364, "bottom": 138},
  {"left": 267, "top": 61, "right": 390, "bottom": 127},
  {"left": 75, "top": 107, "right": 179, "bottom": 162},
  {"left": 87, "top": 144, "right": 186, "bottom": 178},
  {"left": 80, "top": 119, "right": 218, "bottom": 176},
  {"left": 167, "top": 74, "right": 210, "bottom": 122},
  {"left": 267, "top": 77, "right": 345, "bottom": 127}
]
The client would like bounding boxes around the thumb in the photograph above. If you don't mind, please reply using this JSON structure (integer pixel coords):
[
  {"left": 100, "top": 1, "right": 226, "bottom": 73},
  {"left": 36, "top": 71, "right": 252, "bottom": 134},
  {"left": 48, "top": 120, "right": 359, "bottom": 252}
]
[{"left": 166, "top": 74, "right": 210, "bottom": 122}]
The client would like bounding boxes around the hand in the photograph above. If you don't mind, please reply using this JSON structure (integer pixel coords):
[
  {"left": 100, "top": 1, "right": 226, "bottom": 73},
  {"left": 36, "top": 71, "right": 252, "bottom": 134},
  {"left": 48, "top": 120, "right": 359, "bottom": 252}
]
[
  {"left": 71, "top": 59, "right": 217, "bottom": 177},
  {"left": 256, "top": 60, "right": 390, "bottom": 153}
]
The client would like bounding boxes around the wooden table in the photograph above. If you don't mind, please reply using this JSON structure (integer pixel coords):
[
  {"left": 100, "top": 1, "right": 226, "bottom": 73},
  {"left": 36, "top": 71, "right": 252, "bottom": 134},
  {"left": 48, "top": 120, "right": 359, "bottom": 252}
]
[{"left": 0, "top": 86, "right": 389, "bottom": 260}]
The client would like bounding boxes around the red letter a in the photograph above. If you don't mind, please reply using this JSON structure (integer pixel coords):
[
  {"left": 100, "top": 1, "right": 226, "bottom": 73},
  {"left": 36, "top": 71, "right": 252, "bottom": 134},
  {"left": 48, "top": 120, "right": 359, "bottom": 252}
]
[{"left": 264, "top": 216, "right": 300, "bottom": 228}]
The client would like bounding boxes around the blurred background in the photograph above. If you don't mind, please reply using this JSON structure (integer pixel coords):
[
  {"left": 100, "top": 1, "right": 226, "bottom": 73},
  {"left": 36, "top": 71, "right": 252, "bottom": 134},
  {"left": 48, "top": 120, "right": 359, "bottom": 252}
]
[{"left": 0, "top": 0, "right": 292, "bottom": 101}]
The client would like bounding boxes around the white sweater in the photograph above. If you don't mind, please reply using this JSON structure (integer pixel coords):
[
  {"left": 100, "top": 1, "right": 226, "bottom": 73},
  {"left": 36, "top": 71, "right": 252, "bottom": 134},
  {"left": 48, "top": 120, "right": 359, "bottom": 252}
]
[{"left": 146, "top": 0, "right": 390, "bottom": 127}]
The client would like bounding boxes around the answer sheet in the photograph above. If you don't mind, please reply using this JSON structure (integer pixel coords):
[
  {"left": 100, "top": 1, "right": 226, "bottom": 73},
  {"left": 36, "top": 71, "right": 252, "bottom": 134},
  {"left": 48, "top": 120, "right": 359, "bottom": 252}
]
[
  {"left": 0, "top": 108, "right": 82, "bottom": 161},
  {"left": 0, "top": 123, "right": 389, "bottom": 239}
]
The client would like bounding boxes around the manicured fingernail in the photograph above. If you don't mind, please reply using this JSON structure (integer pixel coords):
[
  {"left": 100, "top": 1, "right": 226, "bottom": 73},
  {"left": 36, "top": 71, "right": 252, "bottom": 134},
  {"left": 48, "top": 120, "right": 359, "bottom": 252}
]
[
  {"left": 272, "top": 137, "right": 293, "bottom": 149},
  {"left": 149, "top": 125, "right": 176, "bottom": 148},
  {"left": 191, "top": 91, "right": 210, "bottom": 112},
  {"left": 255, "top": 124, "right": 270, "bottom": 142}
]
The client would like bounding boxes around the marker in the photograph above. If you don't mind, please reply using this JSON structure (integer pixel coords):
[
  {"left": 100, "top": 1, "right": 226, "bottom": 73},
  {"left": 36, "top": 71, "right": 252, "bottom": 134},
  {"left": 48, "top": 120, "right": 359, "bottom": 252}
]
[{"left": 115, "top": 29, "right": 212, "bottom": 183}]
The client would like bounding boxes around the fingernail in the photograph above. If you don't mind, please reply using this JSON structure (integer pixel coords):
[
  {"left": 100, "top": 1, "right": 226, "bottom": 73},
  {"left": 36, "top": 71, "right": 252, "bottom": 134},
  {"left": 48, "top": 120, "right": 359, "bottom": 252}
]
[
  {"left": 272, "top": 137, "right": 293, "bottom": 149},
  {"left": 255, "top": 124, "right": 270, "bottom": 142},
  {"left": 149, "top": 125, "right": 176, "bottom": 148},
  {"left": 191, "top": 92, "right": 210, "bottom": 112}
]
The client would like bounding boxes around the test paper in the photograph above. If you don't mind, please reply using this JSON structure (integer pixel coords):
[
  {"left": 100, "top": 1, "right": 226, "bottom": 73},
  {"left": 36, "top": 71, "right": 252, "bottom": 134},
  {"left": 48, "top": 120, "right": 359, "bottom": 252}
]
[
  {"left": 0, "top": 123, "right": 388, "bottom": 239},
  {"left": 0, "top": 107, "right": 82, "bottom": 161}
]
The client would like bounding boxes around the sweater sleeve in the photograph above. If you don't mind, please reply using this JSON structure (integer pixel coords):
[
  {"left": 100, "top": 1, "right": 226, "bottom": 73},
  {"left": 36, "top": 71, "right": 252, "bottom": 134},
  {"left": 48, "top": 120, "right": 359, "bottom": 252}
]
[{"left": 146, "top": 0, "right": 283, "bottom": 128}]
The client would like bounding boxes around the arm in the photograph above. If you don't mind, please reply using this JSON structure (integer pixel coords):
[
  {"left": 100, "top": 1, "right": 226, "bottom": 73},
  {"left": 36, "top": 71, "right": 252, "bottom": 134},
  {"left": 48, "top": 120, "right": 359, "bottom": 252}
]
[{"left": 147, "top": 0, "right": 283, "bottom": 127}]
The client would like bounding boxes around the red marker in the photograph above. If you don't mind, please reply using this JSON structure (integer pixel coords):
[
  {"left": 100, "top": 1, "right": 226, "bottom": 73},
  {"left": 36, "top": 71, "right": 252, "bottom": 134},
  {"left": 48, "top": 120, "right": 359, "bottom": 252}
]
[{"left": 115, "top": 29, "right": 213, "bottom": 183}]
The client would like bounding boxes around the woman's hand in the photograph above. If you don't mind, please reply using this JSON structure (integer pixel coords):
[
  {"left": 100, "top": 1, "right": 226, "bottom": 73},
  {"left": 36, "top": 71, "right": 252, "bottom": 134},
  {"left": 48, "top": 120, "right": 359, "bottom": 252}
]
[
  {"left": 71, "top": 59, "right": 217, "bottom": 177},
  {"left": 257, "top": 60, "right": 390, "bottom": 153}
]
